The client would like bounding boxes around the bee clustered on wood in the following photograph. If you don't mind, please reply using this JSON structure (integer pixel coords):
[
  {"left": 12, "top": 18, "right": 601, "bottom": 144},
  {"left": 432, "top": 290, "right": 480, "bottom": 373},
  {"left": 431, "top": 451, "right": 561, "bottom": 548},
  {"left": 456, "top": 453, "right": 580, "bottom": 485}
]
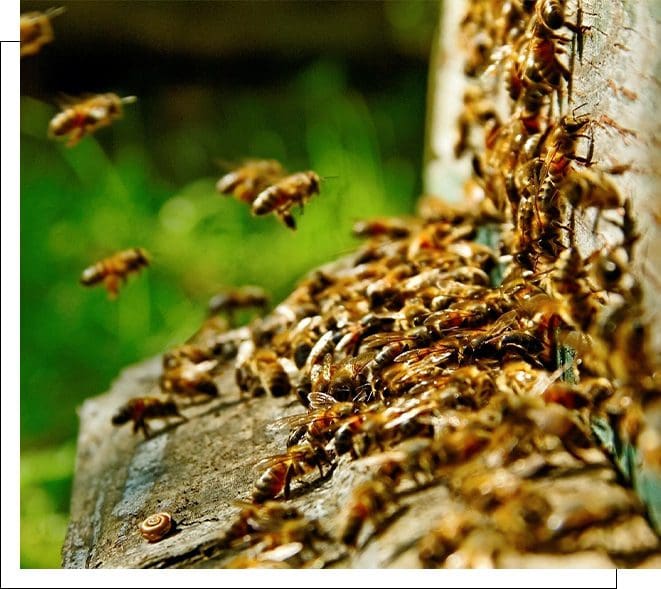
[{"left": 89, "top": 0, "right": 658, "bottom": 567}]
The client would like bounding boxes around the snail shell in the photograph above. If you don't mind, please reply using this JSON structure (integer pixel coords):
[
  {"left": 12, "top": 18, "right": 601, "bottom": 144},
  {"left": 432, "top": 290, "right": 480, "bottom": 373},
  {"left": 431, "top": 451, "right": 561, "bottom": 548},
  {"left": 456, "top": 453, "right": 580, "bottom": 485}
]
[{"left": 139, "top": 512, "right": 173, "bottom": 542}]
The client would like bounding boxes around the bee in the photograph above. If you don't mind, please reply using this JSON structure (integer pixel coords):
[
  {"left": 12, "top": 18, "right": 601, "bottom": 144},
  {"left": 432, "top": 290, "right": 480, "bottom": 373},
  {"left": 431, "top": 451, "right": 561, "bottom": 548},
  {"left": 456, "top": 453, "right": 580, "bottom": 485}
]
[
  {"left": 237, "top": 348, "right": 291, "bottom": 398},
  {"left": 216, "top": 159, "right": 285, "bottom": 204},
  {"left": 20, "top": 7, "right": 65, "bottom": 58},
  {"left": 252, "top": 171, "right": 321, "bottom": 230},
  {"left": 80, "top": 247, "right": 150, "bottom": 298},
  {"left": 49, "top": 93, "right": 137, "bottom": 147},
  {"left": 160, "top": 359, "right": 219, "bottom": 399},
  {"left": 252, "top": 442, "right": 332, "bottom": 502},
  {"left": 253, "top": 349, "right": 292, "bottom": 398},
  {"left": 352, "top": 217, "right": 412, "bottom": 240},
  {"left": 111, "top": 397, "right": 186, "bottom": 438},
  {"left": 340, "top": 476, "right": 397, "bottom": 546},
  {"left": 207, "top": 285, "right": 269, "bottom": 323},
  {"left": 417, "top": 510, "right": 484, "bottom": 568},
  {"left": 279, "top": 394, "right": 356, "bottom": 445},
  {"left": 162, "top": 343, "right": 214, "bottom": 369}
]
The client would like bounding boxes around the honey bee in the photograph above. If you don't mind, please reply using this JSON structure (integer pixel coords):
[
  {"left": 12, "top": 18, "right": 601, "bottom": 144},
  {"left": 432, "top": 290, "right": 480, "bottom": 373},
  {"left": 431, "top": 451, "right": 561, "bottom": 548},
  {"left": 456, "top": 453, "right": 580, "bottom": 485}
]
[
  {"left": 160, "top": 359, "right": 219, "bottom": 399},
  {"left": 352, "top": 217, "right": 412, "bottom": 240},
  {"left": 340, "top": 476, "right": 397, "bottom": 546},
  {"left": 20, "top": 7, "right": 65, "bottom": 58},
  {"left": 80, "top": 247, "right": 150, "bottom": 298},
  {"left": 111, "top": 397, "right": 185, "bottom": 438},
  {"left": 216, "top": 159, "right": 285, "bottom": 204},
  {"left": 207, "top": 285, "right": 269, "bottom": 322},
  {"left": 279, "top": 395, "right": 356, "bottom": 446},
  {"left": 417, "top": 510, "right": 484, "bottom": 568},
  {"left": 49, "top": 93, "right": 137, "bottom": 147},
  {"left": 252, "top": 442, "right": 332, "bottom": 502},
  {"left": 252, "top": 171, "right": 321, "bottom": 230},
  {"left": 236, "top": 349, "right": 290, "bottom": 399}
]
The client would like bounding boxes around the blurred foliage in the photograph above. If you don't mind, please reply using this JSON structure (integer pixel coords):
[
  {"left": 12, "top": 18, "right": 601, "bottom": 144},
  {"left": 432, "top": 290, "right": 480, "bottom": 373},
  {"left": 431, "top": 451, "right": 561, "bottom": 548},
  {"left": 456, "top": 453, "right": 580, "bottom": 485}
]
[{"left": 20, "top": 19, "right": 432, "bottom": 563}]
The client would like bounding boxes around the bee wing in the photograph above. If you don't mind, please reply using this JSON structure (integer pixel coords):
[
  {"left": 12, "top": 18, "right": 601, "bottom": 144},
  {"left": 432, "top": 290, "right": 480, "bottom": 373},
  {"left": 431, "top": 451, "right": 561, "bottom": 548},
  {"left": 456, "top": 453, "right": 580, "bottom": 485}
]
[
  {"left": 258, "top": 542, "right": 303, "bottom": 562},
  {"left": 271, "top": 409, "right": 314, "bottom": 429},
  {"left": 307, "top": 392, "right": 338, "bottom": 408},
  {"left": 55, "top": 92, "right": 80, "bottom": 108},
  {"left": 361, "top": 332, "right": 405, "bottom": 350},
  {"left": 254, "top": 451, "right": 293, "bottom": 469},
  {"left": 354, "top": 450, "right": 407, "bottom": 467}
]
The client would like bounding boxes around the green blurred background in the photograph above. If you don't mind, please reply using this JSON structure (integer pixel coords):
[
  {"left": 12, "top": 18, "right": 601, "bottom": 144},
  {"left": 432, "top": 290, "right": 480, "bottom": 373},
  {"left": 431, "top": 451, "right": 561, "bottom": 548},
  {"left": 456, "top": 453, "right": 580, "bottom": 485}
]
[{"left": 20, "top": 0, "right": 439, "bottom": 567}]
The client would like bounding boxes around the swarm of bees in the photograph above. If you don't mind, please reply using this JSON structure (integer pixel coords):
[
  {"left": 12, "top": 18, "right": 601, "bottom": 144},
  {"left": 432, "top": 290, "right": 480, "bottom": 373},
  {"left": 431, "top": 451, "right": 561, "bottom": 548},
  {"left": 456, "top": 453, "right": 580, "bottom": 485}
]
[
  {"left": 42, "top": 0, "right": 658, "bottom": 568},
  {"left": 217, "top": 160, "right": 322, "bottom": 230}
]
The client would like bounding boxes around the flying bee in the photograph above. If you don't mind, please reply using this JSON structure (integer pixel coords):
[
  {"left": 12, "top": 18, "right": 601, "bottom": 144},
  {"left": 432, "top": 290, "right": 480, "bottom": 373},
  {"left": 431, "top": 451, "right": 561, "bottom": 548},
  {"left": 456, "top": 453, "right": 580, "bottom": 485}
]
[
  {"left": 216, "top": 159, "right": 285, "bottom": 204},
  {"left": 340, "top": 476, "right": 397, "bottom": 546},
  {"left": 207, "top": 285, "right": 269, "bottom": 324},
  {"left": 252, "top": 442, "right": 332, "bottom": 502},
  {"left": 111, "top": 397, "right": 186, "bottom": 438},
  {"left": 20, "top": 7, "right": 65, "bottom": 57},
  {"left": 49, "top": 93, "right": 137, "bottom": 147},
  {"left": 80, "top": 247, "right": 150, "bottom": 298},
  {"left": 160, "top": 358, "right": 219, "bottom": 399},
  {"left": 251, "top": 171, "right": 321, "bottom": 230}
]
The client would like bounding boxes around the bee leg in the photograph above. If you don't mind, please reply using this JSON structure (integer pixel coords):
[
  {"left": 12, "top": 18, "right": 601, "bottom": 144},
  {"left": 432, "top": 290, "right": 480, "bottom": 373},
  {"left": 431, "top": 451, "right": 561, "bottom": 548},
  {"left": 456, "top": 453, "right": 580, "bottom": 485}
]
[
  {"left": 279, "top": 210, "right": 297, "bottom": 231},
  {"left": 283, "top": 464, "right": 295, "bottom": 500},
  {"left": 104, "top": 274, "right": 120, "bottom": 299},
  {"left": 67, "top": 128, "right": 84, "bottom": 148}
]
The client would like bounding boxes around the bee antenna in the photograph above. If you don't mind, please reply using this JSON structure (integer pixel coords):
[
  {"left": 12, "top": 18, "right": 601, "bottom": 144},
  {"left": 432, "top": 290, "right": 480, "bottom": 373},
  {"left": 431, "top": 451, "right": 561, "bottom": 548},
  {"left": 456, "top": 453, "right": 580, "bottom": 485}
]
[
  {"left": 571, "top": 102, "right": 588, "bottom": 118},
  {"left": 322, "top": 175, "right": 340, "bottom": 181},
  {"left": 121, "top": 96, "right": 138, "bottom": 105}
]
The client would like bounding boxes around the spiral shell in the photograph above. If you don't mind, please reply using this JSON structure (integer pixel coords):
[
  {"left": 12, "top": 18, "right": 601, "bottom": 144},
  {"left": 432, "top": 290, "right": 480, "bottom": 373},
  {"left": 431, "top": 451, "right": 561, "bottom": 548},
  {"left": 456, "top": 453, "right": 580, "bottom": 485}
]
[{"left": 138, "top": 512, "right": 173, "bottom": 542}]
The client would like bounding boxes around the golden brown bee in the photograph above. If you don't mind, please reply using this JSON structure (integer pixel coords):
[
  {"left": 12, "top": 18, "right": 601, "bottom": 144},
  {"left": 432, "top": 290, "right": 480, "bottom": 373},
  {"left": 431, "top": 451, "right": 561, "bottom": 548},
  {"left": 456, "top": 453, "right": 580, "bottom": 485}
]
[
  {"left": 279, "top": 395, "right": 356, "bottom": 446},
  {"left": 252, "top": 442, "right": 332, "bottom": 502},
  {"left": 160, "top": 358, "right": 219, "bottom": 399},
  {"left": 352, "top": 217, "right": 412, "bottom": 240},
  {"left": 340, "top": 476, "right": 396, "bottom": 546},
  {"left": 417, "top": 510, "right": 484, "bottom": 568},
  {"left": 236, "top": 348, "right": 292, "bottom": 398},
  {"left": 111, "top": 397, "right": 185, "bottom": 438},
  {"left": 80, "top": 247, "right": 150, "bottom": 299},
  {"left": 49, "top": 93, "right": 137, "bottom": 147},
  {"left": 252, "top": 171, "right": 321, "bottom": 230},
  {"left": 216, "top": 159, "right": 285, "bottom": 204},
  {"left": 20, "top": 7, "right": 65, "bottom": 58},
  {"left": 207, "top": 285, "right": 269, "bottom": 322}
]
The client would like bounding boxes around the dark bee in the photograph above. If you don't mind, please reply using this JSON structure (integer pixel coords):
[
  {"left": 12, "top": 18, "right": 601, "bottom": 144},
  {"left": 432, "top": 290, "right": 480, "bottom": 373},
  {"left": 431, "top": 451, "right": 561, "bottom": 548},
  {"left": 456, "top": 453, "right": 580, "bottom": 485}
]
[
  {"left": 111, "top": 397, "right": 185, "bottom": 438},
  {"left": 80, "top": 247, "right": 149, "bottom": 299}
]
